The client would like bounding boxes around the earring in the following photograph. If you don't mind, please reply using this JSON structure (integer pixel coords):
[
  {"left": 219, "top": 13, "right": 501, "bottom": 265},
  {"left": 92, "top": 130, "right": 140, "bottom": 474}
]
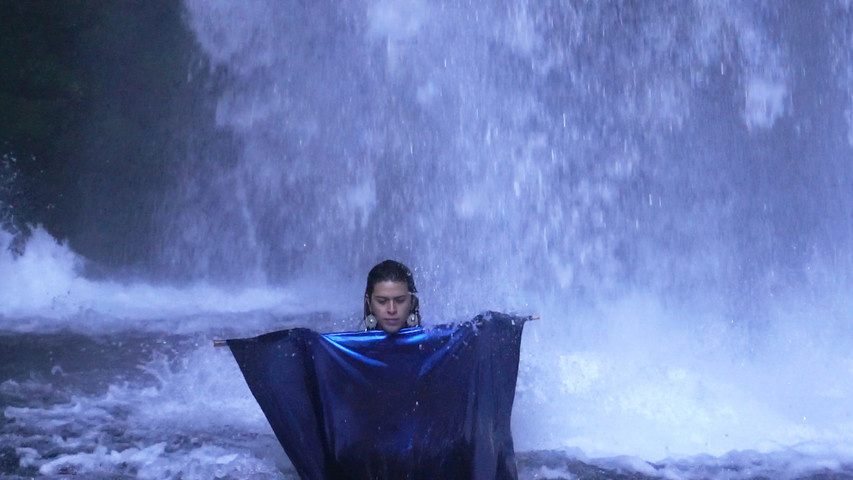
[
  {"left": 406, "top": 313, "right": 419, "bottom": 327},
  {"left": 364, "top": 314, "right": 378, "bottom": 329}
]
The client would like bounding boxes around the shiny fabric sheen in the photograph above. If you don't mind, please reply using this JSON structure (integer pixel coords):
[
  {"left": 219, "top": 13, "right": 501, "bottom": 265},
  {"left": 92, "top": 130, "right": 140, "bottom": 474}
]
[{"left": 227, "top": 311, "right": 527, "bottom": 480}]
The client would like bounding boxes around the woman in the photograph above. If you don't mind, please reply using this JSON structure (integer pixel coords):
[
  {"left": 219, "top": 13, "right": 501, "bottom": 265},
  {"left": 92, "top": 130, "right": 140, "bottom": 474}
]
[
  {"left": 363, "top": 259, "right": 421, "bottom": 333},
  {"left": 226, "top": 259, "right": 525, "bottom": 479}
]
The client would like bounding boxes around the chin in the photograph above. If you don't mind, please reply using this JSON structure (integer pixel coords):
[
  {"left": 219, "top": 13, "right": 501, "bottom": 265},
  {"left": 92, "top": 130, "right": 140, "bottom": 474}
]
[{"left": 380, "top": 323, "right": 403, "bottom": 333}]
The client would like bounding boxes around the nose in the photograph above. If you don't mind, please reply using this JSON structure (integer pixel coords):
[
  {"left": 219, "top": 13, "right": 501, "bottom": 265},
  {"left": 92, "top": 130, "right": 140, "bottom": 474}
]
[{"left": 387, "top": 301, "right": 398, "bottom": 314}]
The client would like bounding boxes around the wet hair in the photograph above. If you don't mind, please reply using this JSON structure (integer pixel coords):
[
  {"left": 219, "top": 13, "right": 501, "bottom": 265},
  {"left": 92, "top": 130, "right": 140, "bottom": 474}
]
[{"left": 364, "top": 259, "right": 420, "bottom": 319}]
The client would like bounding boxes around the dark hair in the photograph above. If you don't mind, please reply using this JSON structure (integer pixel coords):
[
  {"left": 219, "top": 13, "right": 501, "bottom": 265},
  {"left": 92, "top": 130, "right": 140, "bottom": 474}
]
[{"left": 364, "top": 259, "right": 419, "bottom": 319}]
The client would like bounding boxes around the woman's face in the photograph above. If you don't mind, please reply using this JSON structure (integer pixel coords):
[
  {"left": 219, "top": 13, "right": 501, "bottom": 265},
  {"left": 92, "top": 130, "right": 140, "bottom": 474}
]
[{"left": 367, "top": 280, "right": 413, "bottom": 333}]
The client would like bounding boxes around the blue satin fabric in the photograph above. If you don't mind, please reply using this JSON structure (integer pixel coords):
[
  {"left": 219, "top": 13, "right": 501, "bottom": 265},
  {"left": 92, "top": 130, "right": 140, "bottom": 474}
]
[{"left": 227, "top": 311, "right": 527, "bottom": 480}]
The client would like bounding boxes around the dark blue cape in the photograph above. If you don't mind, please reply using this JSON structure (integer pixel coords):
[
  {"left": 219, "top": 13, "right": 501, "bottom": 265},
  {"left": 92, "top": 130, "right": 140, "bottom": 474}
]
[{"left": 227, "top": 311, "right": 527, "bottom": 480}]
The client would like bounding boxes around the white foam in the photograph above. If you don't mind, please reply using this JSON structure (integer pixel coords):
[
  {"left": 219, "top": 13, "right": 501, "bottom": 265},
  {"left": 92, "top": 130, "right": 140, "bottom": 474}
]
[
  {"left": 38, "top": 443, "right": 287, "bottom": 479},
  {"left": 1, "top": 227, "right": 81, "bottom": 316},
  {"left": 0, "top": 227, "right": 345, "bottom": 333},
  {"left": 7, "top": 344, "right": 293, "bottom": 478},
  {"left": 513, "top": 291, "right": 853, "bottom": 464},
  {"left": 527, "top": 465, "right": 577, "bottom": 480}
]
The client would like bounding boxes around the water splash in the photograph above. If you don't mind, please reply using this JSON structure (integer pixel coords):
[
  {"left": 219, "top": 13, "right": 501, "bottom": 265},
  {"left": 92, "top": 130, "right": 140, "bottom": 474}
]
[{"left": 4, "top": 0, "right": 853, "bottom": 473}]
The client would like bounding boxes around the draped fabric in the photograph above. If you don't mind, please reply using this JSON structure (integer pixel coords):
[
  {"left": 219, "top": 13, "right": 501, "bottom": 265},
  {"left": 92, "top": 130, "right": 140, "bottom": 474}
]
[{"left": 226, "top": 311, "right": 528, "bottom": 480}]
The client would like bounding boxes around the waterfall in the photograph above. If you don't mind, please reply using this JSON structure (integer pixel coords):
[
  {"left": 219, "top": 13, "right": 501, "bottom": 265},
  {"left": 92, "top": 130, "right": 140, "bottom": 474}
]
[
  {"left": 2, "top": 0, "right": 853, "bottom": 473},
  {"left": 175, "top": 0, "right": 853, "bottom": 458}
]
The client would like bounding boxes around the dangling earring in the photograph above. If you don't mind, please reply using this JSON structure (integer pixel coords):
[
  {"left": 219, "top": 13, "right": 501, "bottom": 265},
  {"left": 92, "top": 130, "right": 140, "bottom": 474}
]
[
  {"left": 406, "top": 312, "right": 419, "bottom": 327},
  {"left": 364, "top": 314, "right": 378, "bottom": 330}
]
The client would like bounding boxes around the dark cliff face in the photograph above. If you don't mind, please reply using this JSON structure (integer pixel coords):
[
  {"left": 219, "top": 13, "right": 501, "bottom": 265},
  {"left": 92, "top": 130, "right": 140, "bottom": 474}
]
[{"left": 0, "top": 1, "right": 221, "bottom": 277}]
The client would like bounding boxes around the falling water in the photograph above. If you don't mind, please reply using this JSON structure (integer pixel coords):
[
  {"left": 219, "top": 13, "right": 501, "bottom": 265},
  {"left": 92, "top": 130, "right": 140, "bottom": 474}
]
[{"left": 3, "top": 1, "right": 853, "bottom": 478}]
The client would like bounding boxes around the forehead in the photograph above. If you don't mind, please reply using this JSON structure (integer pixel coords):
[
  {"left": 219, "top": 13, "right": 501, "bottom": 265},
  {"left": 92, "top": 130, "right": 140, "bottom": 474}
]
[{"left": 370, "top": 280, "right": 410, "bottom": 297}]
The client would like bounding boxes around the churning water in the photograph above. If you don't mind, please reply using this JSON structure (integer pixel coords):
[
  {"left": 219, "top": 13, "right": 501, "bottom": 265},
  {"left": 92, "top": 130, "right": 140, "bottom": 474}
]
[{"left": 3, "top": 1, "right": 853, "bottom": 478}]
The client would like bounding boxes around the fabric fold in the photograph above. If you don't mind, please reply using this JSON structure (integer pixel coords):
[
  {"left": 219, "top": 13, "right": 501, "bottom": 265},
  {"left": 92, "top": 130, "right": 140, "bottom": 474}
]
[{"left": 227, "top": 311, "right": 527, "bottom": 480}]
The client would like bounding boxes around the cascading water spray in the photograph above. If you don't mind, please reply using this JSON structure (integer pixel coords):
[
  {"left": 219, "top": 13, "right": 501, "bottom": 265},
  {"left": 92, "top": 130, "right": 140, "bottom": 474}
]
[{"left": 2, "top": 1, "right": 853, "bottom": 478}]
